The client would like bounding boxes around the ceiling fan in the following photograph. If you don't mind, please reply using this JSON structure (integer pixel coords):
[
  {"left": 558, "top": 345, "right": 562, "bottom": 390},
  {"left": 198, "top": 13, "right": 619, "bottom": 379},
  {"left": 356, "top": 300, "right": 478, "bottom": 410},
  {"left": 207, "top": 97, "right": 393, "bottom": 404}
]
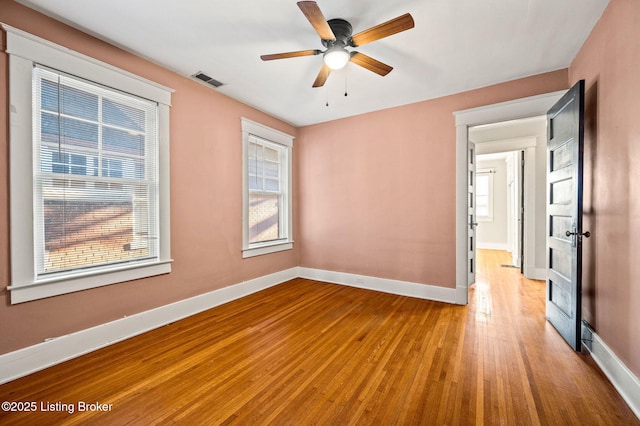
[{"left": 260, "top": 1, "right": 415, "bottom": 88}]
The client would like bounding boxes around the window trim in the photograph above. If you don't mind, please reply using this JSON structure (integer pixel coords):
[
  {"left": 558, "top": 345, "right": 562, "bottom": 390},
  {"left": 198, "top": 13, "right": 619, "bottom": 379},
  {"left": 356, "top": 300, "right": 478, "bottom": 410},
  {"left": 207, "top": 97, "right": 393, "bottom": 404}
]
[
  {"left": 241, "top": 118, "right": 294, "bottom": 258},
  {"left": 476, "top": 168, "right": 495, "bottom": 222},
  {"left": 3, "top": 24, "right": 173, "bottom": 304}
]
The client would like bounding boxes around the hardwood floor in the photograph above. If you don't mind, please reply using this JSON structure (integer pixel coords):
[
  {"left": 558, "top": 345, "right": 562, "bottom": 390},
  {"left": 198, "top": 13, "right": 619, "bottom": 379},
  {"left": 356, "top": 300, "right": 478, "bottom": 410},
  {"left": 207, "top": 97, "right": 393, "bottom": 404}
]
[{"left": 0, "top": 250, "right": 637, "bottom": 425}]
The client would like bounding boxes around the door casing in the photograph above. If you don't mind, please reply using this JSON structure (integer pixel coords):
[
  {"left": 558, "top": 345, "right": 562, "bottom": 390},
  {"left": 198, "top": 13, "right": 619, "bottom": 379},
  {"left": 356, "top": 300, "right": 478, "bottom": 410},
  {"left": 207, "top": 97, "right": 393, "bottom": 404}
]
[
  {"left": 454, "top": 91, "right": 565, "bottom": 305},
  {"left": 467, "top": 141, "right": 477, "bottom": 286}
]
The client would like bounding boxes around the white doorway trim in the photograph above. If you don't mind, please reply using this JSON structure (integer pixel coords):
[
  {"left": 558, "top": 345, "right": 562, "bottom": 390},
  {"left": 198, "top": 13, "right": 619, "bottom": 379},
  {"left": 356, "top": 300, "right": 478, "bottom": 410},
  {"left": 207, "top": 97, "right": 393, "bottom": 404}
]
[{"left": 453, "top": 90, "right": 566, "bottom": 305}]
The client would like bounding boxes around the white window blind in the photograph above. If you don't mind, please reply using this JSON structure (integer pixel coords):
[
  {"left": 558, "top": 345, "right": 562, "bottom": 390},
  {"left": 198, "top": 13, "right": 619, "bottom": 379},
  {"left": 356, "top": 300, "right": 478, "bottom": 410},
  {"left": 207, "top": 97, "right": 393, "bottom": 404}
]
[
  {"left": 33, "top": 66, "right": 159, "bottom": 277},
  {"left": 241, "top": 118, "right": 293, "bottom": 258},
  {"left": 247, "top": 135, "right": 286, "bottom": 244}
]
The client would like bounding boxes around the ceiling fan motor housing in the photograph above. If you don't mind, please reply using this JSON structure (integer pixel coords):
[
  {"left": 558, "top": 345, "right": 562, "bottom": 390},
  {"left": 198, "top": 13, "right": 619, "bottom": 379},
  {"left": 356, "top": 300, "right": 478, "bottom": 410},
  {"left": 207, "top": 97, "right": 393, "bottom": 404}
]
[{"left": 322, "top": 18, "right": 353, "bottom": 48}]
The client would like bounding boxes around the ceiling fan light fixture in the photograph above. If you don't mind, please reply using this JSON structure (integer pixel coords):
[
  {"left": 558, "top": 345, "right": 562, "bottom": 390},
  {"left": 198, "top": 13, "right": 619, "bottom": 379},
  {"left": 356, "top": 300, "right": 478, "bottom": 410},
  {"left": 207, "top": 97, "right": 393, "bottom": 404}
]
[
  {"left": 261, "top": 2, "right": 415, "bottom": 87},
  {"left": 323, "top": 46, "right": 350, "bottom": 70}
]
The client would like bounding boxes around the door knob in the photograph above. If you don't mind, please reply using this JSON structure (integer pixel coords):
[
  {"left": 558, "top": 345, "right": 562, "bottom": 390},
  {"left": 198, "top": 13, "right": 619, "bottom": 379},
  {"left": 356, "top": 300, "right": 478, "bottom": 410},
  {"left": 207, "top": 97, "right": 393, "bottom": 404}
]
[{"left": 566, "top": 230, "right": 591, "bottom": 238}]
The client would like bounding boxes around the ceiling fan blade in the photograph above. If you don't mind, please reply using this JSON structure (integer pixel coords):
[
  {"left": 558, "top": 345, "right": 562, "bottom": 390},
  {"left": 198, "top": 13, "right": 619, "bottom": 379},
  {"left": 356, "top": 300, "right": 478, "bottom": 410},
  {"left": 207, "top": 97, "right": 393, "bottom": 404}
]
[
  {"left": 312, "top": 63, "right": 332, "bottom": 87},
  {"left": 261, "top": 50, "right": 321, "bottom": 61},
  {"left": 297, "top": 1, "right": 336, "bottom": 41},
  {"left": 351, "top": 13, "right": 414, "bottom": 46},
  {"left": 349, "top": 52, "right": 393, "bottom": 76}
]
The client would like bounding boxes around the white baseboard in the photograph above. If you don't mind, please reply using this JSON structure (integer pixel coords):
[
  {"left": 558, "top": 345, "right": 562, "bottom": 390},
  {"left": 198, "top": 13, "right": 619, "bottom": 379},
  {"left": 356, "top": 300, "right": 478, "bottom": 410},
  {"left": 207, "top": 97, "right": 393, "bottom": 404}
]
[
  {"left": 456, "top": 285, "right": 469, "bottom": 305},
  {"left": 584, "top": 330, "right": 640, "bottom": 420},
  {"left": 0, "top": 267, "right": 298, "bottom": 385},
  {"left": 297, "top": 267, "right": 458, "bottom": 304}
]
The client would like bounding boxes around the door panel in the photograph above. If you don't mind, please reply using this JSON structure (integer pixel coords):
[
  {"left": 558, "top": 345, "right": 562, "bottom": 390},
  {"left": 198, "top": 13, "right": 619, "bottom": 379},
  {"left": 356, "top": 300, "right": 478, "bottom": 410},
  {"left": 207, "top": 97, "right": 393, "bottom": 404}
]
[
  {"left": 546, "top": 80, "right": 586, "bottom": 351},
  {"left": 468, "top": 141, "right": 477, "bottom": 286}
]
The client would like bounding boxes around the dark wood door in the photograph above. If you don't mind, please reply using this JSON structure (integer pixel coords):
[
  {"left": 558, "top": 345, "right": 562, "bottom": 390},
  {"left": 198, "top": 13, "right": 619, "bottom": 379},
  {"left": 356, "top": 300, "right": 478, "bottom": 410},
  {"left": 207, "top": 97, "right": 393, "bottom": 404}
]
[{"left": 546, "top": 80, "right": 587, "bottom": 351}]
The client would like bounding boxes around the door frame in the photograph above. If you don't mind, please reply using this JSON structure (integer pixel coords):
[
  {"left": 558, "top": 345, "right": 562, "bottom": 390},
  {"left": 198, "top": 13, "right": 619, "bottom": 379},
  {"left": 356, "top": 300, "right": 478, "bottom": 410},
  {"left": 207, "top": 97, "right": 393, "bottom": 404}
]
[
  {"left": 475, "top": 139, "right": 536, "bottom": 276},
  {"left": 453, "top": 90, "right": 565, "bottom": 305}
]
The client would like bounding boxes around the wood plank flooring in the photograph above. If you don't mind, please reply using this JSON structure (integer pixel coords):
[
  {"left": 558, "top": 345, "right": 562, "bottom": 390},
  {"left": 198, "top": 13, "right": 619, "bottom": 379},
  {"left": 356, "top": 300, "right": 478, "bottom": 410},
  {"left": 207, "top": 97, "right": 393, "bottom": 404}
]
[{"left": 0, "top": 250, "right": 637, "bottom": 425}]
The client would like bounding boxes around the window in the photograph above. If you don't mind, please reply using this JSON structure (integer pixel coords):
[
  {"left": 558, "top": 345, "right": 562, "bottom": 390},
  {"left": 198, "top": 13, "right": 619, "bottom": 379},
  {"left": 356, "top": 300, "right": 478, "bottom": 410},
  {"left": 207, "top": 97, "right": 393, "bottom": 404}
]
[
  {"left": 476, "top": 169, "right": 494, "bottom": 221},
  {"left": 241, "top": 118, "right": 293, "bottom": 258},
  {"left": 35, "top": 66, "right": 157, "bottom": 273},
  {"left": 4, "top": 24, "right": 172, "bottom": 303}
]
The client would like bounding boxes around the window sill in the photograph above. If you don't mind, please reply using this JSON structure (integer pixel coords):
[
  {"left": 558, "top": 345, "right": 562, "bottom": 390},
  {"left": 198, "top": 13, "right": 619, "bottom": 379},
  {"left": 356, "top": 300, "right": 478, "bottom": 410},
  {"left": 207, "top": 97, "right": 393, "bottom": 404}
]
[
  {"left": 8, "top": 260, "right": 172, "bottom": 304},
  {"left": 242, "top": 241, "right": 293, "bottom": 258}
]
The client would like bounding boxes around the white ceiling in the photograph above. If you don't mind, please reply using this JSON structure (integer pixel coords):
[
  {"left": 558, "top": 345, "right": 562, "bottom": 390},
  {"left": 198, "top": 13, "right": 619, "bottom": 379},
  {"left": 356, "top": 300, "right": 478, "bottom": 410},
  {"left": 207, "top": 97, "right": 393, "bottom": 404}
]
[{"left": 16, "top": 0, "right": 609, "bottom": 127}]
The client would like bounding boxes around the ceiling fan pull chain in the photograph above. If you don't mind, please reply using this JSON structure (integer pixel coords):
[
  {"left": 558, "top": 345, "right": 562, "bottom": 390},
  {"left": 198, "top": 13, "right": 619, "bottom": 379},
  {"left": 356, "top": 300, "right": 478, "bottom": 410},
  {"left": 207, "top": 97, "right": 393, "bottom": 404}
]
[
  {"left": 326, "top": 84, "right": 329, "bottom": 107},
  {"left": 344, "top": 67, "right": 348, "bottom": 97}
]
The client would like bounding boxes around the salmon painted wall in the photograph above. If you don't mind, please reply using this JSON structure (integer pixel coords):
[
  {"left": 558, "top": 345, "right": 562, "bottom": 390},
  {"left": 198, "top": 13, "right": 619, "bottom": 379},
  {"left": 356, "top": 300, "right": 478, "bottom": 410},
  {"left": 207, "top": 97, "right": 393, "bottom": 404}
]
[
  {"left": 297, "top": 70, "right": 567, "bottom": 288},
  {"left": 0, "top": 0, "right": 298, "bottom": 354},
  {"left": 569, "top": 0, "right": 640, "bottom": 377}
]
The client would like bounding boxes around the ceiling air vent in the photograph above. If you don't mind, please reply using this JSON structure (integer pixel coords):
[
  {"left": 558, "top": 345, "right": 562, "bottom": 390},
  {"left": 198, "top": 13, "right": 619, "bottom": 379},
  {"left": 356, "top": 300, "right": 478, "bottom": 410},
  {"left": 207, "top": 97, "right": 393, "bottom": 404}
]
[{"left": 192, "top": 71, "right": 224, "bottom": 88}]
